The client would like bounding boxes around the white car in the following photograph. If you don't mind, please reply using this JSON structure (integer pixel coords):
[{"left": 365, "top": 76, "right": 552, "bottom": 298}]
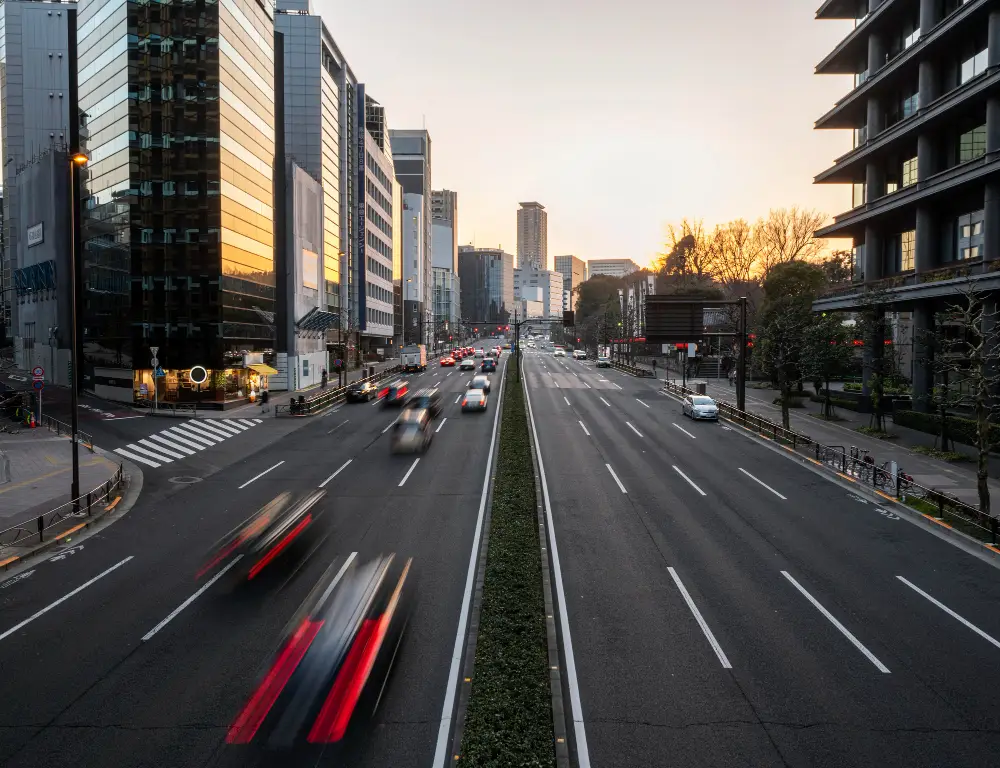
[
  {"left": 553, "top": 348, "right": 566, "bottom": 357},
  {"left": 596, "top": 356, "right": 611, "bottom": 368},
  {"left": 460, "top": 358, "right": 476, "bottom": 370},
  {"left": 682, "top": 395, "right": 719, "bottom": 421},
  {"left": 474, "top": 348, "right": 485, "bottom": 358},
  {"left": 572, "top": 349, "right": 586, "bottom": 360}
]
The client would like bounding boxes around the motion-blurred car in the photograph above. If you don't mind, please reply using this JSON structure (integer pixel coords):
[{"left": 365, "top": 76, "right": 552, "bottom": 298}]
[
  {"left": 345, "top": 381, "right": 376, "bottom": 402},
  {"left": 198, "top": 491, "right": 326, "bottom": 582},
  {"left": 467, "top": 374, "right": 491, "bottom": 393},
  {"left": 407, "top": 387, "right": 443, "bottom": 417},
  {"left": 226, "top": 552, "right": 414, "bottom": 750},
  {"left": 682, "top": 395, "right": 719, "bottom": 421},
  {"left": 480, "top": 358, "right": 496, "bottom": 373},
  {"left": 461, "top": 389, "right": 488, "bottom": 412},
  {"left": 390, "top": 408, "right": 433, "bottom": 453},
  {"left": 459, "top": 358, "right": 476, "bottom": 371},
  {"left": 439, "top": 356, "right": 455, "bottom": 367},
  {"left": 380, "top": 380, "right": 410, "bottom": 408},
  {"left": 596, "top": 355, "right": 611, "bottom": 368}
]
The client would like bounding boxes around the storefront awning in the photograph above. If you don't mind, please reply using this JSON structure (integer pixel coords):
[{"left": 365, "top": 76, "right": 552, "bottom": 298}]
[{"left": 248, "top": 364, "right": 279, "bottom": 375}]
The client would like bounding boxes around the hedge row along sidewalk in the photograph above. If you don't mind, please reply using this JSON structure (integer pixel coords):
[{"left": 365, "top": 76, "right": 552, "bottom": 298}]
[{"left": 459, "top": 361, "right": 556, "bottom": 767}]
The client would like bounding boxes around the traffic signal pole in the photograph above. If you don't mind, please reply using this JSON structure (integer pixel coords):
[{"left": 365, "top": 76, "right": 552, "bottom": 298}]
[{"left": 737, "top": 296, "right": 747, "bottom": 412}]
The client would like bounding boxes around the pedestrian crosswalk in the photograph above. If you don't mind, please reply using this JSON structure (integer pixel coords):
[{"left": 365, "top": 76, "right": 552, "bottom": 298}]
[{"left": 113, "top": 419, "right": 262, "bottom": 468}]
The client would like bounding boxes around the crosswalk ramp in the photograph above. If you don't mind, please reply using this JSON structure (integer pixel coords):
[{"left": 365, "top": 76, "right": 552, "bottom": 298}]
[{"left": 113, "top": 419, "right": 262, "bottom": 468}]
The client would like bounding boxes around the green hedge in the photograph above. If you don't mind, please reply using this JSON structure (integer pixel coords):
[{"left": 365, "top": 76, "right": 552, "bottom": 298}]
[
  {"left": 809, "top": 393, "right": 865, "bottom": 411},
  {"left": 892, "top": 409, "right": 1000, "bottom": 449},
  {"left": 459, "top": 362, "right": 555, "bottom": 767}
]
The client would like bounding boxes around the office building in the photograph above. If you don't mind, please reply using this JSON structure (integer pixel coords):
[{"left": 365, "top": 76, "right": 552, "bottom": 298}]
[
  {"left": 517, "top": 297, "right": 544, "bottom": 320},
  {"left": 554, "top": 254, "right": 586, "bottom": 310},
  {"left": 514, "top": 266, "right": 563, "bottom": 318},
  {"left": 432, "top": 266, "right": 460, "bottom": 346},
  {"left": 0, "top": 0, "right": 77, "bottom": 347},
  {"left": 79, "top": 0, "right": 277, "bottom": 405},
  {"left": 390, "top": 128, "right": 432, "bottom": 347},
  {"left": 812, "top": 0, "right": 1000, "bottom": 409},
  {"left": 458, "top": 245, "right": 514, "bottom": 327},
  {"left": 587, "top": 258, "right": 641, "bottom": 278},
  {"left": 517, "top": 201, "right": 547, "bottom": 270},
  {"left": 431, "top": 189, "right": 458, "bottom": 271}
]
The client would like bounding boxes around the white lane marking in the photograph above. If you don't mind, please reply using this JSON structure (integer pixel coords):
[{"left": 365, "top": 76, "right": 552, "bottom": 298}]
[
  {"left": 173, "top": 423, "right": 222, "bottom": 444},
  {"left": 166, "top": 425, "right": 216, "bottom": 446},
  {"left": 584, "top": 382, "right": 592, "bottom": 389},
  {"left": 454, "top": 394, "right": 462, "bottom": 404},
  {"left": 522, "top": 368, "right": 592, "bottom": 768},
  {"left": 435, "top": 417, "right": 448, "bottom": 433},
  {"left": 434, "top": 358, "right": 509, "bottom": 767},
  {"left": 398, "top": 458, "right": 420, "bottom": 487},
  {"left": 606, "top": 463, "right": 627, "bottom": 493},
  {"left": 554, "top": 380, "right": 561, "bottom": 388},
  {"left": 668, "top": 567, "right": 732, "bottom": 668},
  {"left": 137, "top": 438, "right": 185, "bottom": 460},
  {"left": 672, "top": 465, "right": 707, "bottom": 496},
  {"left": 382, "top": 419, "right": 397, "bottom": 434},
  {"left": 195, "top": 421, "right": 238, "bottom": 439},
  {"left": 225, "top": 420, "right": 251, "bottom": 431},
  {"left": 142, "top": 556, "right": 244, "bottom": 642},
  {"left": 158, "top": 429, "right": 207, "bottom": 451},
  {"left": 145, "top": 434, "right": 195, "bottom": 455},
  {"left": 613, "top": 382, "right": 623, "bottom": 390},
  {"left": 446, "top": 371, "right": 453, "bottom": 377},
  {"left": 600, "top": 397, "right": 611, "bottom": 407},
  {"left": 636, "top": 398, "right": 650, "bottom": 408},
  {"left": 672, "top": 423, "right": 697, "bottom": 439},
  {"left": 564, "top": 396, "right": 571, "bottom": 406},
  {"left": 896, "top": 576, "right": 1000, "bottom": 650},
  {"left": 237, "top": 419, "right": 259, "bottom": 427},
  {"left": 626, "top": 422, "right": 643, "bottom": 438},
  {"left": 598, "top": 379, "right": 609, "bottom": 383},
  {"left": 319, "top": 459, "right": 353, "bottom": 488},
  {"left": 738, "top": 467, "right": 787, "bottom": 500},
  {"left": 214, "top": 421, "right": 245, "bottom": 435},
  {"left": 250, "top": 419, "right": 262, "bottom": 424},
  {"left": 238, "top": 460, "right": 285, "bottom": 490},
  {"left": 781, "top": 571, "right": 890, "bottom": 673},
  {"left": 113, "top": 448, "right": 161, "bottom": 467},
  {"left": 578, "top": 421, "right": 590, "bottom": 436},
  {"left": 121, "top": 443, "right": 173, "bottom": 463},
  {"left": 433, "top": 380, "right": 441, "bottom": 386},
  {"left": 327, "top": 420, "right": 349, "bottom": 435},
  {"left": 0, "top": 557, "right": 134, "bottom": 642}
]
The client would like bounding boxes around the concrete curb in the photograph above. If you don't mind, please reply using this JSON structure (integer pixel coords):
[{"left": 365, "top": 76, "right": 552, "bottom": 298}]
[{"left": 658, "top": 386, "right": 1000, "bottom": 572}]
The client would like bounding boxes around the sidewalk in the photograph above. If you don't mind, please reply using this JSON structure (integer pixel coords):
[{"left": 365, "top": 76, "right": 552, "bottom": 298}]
[{"left": 0, "top": 431, "right": 122, "bottom": 531}]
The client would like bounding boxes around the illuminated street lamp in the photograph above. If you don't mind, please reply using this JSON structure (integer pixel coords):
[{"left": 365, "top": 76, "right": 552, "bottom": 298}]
[{"left": 68, "top": 151, "right": 87, "bottom": 509}]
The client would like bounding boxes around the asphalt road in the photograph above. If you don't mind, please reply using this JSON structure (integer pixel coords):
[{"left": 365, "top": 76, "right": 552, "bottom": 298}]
[
  {"left": 0, "top": 351, "right": 504, "bottom": 768},
  {"left": 524, "top": 350, "right": 1000, "bottom": 768}
]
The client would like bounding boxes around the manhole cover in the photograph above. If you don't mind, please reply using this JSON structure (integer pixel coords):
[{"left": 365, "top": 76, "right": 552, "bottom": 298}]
[{"left": 169, "top": 476, "right": 204, "bottom": 485}]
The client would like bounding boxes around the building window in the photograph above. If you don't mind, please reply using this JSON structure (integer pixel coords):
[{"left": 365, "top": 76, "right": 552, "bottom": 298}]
[
  {"left": 961, "top": 48, "right": 988, "bottom": 84},
  {"left": 959, "top": 124, "right": 986, "bottom": 162},
  {"left": 902, "top": 92, "right": 919, "bottom": 119},
  {"left": 902, "top": 156, "right": 918, "bottom": 187},
  {"left": 852, "top": 244, "right": 865, "bottom": 281},
  {"left": 904, "top": 26, "right": 920, "bottom": 49},
  {"left": 900, "top": 230, "right": 915, "bottom": 271},
  {"left": 853, "top": 124, "right": 868, "bottom": 147},
  {"left": 957, "top": 210, "right": 985, "bottom": 260}
]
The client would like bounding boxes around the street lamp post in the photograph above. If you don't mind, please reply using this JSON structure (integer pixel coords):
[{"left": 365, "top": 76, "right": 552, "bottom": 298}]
[{"left": 68, "top": 151, "right": 88, "bottom": 510}]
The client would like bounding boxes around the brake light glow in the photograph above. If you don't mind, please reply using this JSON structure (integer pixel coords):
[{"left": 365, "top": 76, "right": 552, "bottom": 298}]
[
  {"left": 461, "top": 399, "right": 468, "bottom": 406},
  {"left": 196, "top": 513, "right": 272, "bottom": 578},
  {"left": 247, "top": 514, "right": 313, "bottom": 580},
  {"left": 226, "top": 618, "right": 324, "bottom": 743}
]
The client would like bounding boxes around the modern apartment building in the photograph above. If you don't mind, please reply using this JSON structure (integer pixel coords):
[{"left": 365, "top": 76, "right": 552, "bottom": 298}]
[
  {"left": 812, "top": 0, "right": 1000, "bottom": 408},
  {"left": 390, "top": 128, "right": 432, "bottom": 347},
  {"left": 458, "top": 245, "right": 514, "bottom": 327},
  {"left": 514, "top": 266, "right": 564, "bottom": 318},
  {"left": 516, "top": 201, "right": 547, "bottom": 270},
  {"left": 79, "top": 0, "right": 278, "bottom": 405},
  {"left": 554, "top": 254, "right": 586, "bottom": 308},
  {"left": 587, "top": 258, "right": 640, "bottom": 278}
]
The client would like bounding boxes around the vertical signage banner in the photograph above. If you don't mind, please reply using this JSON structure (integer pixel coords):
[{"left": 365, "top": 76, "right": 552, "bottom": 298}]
[{"left": 356, "top": 83, "right": 367, "bottom": 331}]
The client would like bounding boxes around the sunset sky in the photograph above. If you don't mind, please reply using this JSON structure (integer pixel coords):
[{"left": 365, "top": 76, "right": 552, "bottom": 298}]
[{"left": 319, "top": 0, "right": 857, "bottom": 269}]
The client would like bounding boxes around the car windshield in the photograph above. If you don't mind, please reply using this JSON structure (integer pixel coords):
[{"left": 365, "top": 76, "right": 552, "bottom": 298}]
[{"left": 691, "top": 397, "right": 714, "bottom": 405}]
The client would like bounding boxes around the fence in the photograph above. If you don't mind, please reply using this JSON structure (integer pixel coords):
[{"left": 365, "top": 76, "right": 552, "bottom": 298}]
[
  {"left": 661, "top": 379, "right": 999, "bottom": 546},
  {"left": 0, "top": 464, "right": 127, "bottom": 560},
  {"left": 41, "top": 414, "right": 95, "bottom": 452},
  {"left": 274, "top": 364, "right": 404, "bottom": 417}
]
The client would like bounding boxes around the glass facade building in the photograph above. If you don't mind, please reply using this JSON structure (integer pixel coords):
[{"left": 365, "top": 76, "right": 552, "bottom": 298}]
[
  {"left": 457, "top": 246, "right": 513, "bottom": 327},
  {"left": 78, "top": 0, "right": 277, "bottom": 405}
]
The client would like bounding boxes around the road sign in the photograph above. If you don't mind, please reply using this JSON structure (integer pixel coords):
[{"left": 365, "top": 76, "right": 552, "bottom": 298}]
[
  {"left": 154, "top": 367, "right": 165, "bottom": 378},
  {"left": 32, "top": 380, "right": 44, "bottom": 391},
  {"left": 189, "top": 365, "right": 208, "bottom": 385},
  {"left": 150, "top": 357, "right": 159, "bottom": 367},
  {"left": 150, "top": 346, "right": 159, "bottom": 356},
  {"left": 31, "top": 365, "right": 44, "bottom": 379}
]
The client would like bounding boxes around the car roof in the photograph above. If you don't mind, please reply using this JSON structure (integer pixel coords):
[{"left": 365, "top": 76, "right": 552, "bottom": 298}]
[
  {"left": 466, "top": 389, "right": 486, "bottom": 397},
  {"left": 399, "top": 407, "right": 429, "bottom": 422}
]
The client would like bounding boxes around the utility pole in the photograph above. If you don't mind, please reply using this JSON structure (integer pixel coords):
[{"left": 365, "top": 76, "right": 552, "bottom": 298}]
[{"left": 737, "top": 296, "right": 747, "bottom": 411}]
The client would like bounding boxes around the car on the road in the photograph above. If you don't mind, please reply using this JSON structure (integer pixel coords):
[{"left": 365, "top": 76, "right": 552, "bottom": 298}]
[
  {"left": 440, "top": 356, "right": 455, "bottom": 367},
  {"left": 474, "top": 348, "right": 485, "bottom": 358},
  {"left": 553, "top": 347, "right": 566, "bottom": 357},
  {"left": 572, "top": 349, "right": 586, "bottom": 360},
  {"left": 407, "top": 387, "right": 443, "bottom": 417},
  {"left": 682, "top": 395, "right": 719, "bottom": 420},
  {"left": 461, "top": 389, "right": 488, "bottom": 412},
  {"left": 460, "top": 357, "right": 476, "bottom": 371},
  {"left": 380, "top": 380, "right": 410, "bottom": 408},
  {"left": 467, "top": 374, "right": 491, "bottom": 393},
  {"left": 596, "top": 355, "right": 611, "bottom": 368},
  {"left": 391, "top": 407, "right": 434, "bottom": 453},
  {"left": 345, "top": 381, "right": 376, "bottom": 402},
  {"left": 481, "top": 358, "right": 496, "bottom": 373}
]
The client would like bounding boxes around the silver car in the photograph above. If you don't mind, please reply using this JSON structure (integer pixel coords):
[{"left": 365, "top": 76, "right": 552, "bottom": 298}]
[
  {"left": 390, "top": 408, "right": 434, "bottom": 453},
  {"left": 682, "top": 395, "right": 719, "bottom": 421},
  {"left": 462, "top": 389, "right": 488, "bottom": 412},
  {"left": 468, "top": 374, "right": 491, "bottom": 393}
]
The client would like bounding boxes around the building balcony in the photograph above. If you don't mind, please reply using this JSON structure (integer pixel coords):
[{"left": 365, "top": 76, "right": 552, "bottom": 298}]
[
  {"left": 816, "top": 0, "right": 864, "bottom": 21},
  {"left": 815, "top": 0, "right": 903, "bottom": 75},
  {"left": 816, "top": 151, "right": 1000, "bottom": 238},
  {"left": 815, "top": 0, "right": 991, "bottom": 129}
]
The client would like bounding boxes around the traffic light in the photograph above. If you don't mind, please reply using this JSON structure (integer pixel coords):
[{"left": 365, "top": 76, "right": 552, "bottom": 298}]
[
  {"left": 449, "top": 335, "right": 453, "bottom": 340},
  {"left": 577, "top": 338, "right": 581, "bottom": 342},
  {"left": 474, "top": 327, "right": 478, "bottom": 333}
]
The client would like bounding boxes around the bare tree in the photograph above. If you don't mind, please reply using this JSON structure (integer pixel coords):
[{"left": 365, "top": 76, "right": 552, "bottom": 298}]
[
  {"left": 658, "top": 219, "right": 716, "bottom": 278},
  {"left": 756, "top": 207, "right": 828, "bottom": 276},
  {"left": 710, "top": 219, "right": 763, "bottom": 291},
  {"left": 856, "top": 287, "right": 906, "bottom": 433}
]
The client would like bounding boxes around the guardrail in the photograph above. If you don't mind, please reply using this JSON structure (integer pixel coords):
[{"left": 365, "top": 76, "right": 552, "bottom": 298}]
[
  {"left": 274, "top": 364, "right": 405, "bottom": 417},
  {"left": 661, "top": 379, "right": 999, "bottom": 545},
  {"left": 41, "top": 414, "right": 95, "bottom": 452},
  {"left": 612, "top": 360, "right": 656, "bottom": 378},
  {"left": 0, "top": 464, "right": 126, "bottom": 562}
]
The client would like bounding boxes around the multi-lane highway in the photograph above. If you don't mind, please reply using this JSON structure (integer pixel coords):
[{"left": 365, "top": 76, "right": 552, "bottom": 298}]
[
  {"left": 524, "top": 350, "right": 1000, "bottom": 768},
  {"left": 0, "top": 354, "right": 504, "bottom": 767}
]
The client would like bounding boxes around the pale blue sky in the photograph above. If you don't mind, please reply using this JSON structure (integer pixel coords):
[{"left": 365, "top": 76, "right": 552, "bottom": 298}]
[{"left": 319, "top": 0, "right": 855, "bottom": 268}]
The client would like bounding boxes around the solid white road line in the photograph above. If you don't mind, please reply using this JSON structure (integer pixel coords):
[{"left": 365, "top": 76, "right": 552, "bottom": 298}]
[
  {"left": 636, "top": 398, "right": 650, "bottom": 408},
  {"left": 137, "top": 439, "right": 185, "bottom": 460},
  {"left": 613, "top": 382, "right": 623, "bottom": 390},
  {"left": 522, "top": 368, "right": 592, "bottom": 768},
  {"left": 578, "top": 421, "right": 590, "bottom": 436},
  {"left": 319, "top": 459, "right": 352, "bottom": 488},
  {"left": 327, "top": 420, "right": 349, "bottom": 435},
  {"left": 238, "top": 460, "right": 285, "bottom": 490},
  {"left": 781, "top": 571, "right": 891, "bottom": 673},
  {"left": 436, "top": 417, "right": 448, "bottom": 433},
  {"left": 672, "top": 465, "right": 707, "bottom": 496},
  {"left": 157, "top": 430, "right": 206, "bottom": 451},
  {"left": 896, "top": 576, "right": 1000, "bottom": 650},
  {"left": 434, "top": 357, "right": 509, "bottom": 767},
  {"left": 122, "top": 443, "right": 173, "bottom": 463},
  {"left": 668, "top": 567, "right": 732, "bottom": 668},
  {"left": 626, "top": 422, "right": 643, "bottom": 438},
  {"left": 0, "top": 557, "right": 134, "bottom": 642},
  {"left": 738, "top": 467, "right": 787, "bottom": 500},
  {"left": 600, "top": 397, "right": 611, "bottom": 407},
  {"left": 454, "top": 394, "right": 462, "bottom": 404},
  {"left": 672, "top": 423, "right": 697, "bottom": 440},
  {"left": 141, "top": 556, "right": 244, "bottom": 642},
  {"left": 145, "top": 434, "right": 195, "bottom": 455},
  {"left": 564, "top": 396, "right": 571, "bottom": 406},
  {"left": 113, "top": 448, "right": 161, "bottom": 468},
  {"left": 606, "top": 463, "right": 627, "bottom": 494},
  {"left": 398, "top": 458, "right": 420, "bottom": 487},
  {"left": 382, "top": 420, "right": 397, "bottom": 434}
]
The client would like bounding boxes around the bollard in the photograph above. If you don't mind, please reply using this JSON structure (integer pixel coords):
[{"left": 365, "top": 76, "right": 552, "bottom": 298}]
[
  {"left": 37, "top": 515, "right": 44, "bottom": 543},
  {"left": 991, "top": 517, "right": 998, "bottom": 547},
  {"left": 86, "top": 492, "right": 92, "bottom": 516}
]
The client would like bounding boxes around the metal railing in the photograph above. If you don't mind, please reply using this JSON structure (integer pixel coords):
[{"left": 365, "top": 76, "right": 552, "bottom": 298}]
[
  {"left": 41, "top": 414, "right": 95, "bottom": 452},
  {"left": 661, "top": 380, "right": 999, "bottom": 545},
  {"left": 0, "top": 464, "right": 127, "bottom": 558},
  {"left": 612, "top": 360, "right": 656, "bottom": 378},
  {"left": 274, "top": 364, "right": 405, "bottom": 417}
]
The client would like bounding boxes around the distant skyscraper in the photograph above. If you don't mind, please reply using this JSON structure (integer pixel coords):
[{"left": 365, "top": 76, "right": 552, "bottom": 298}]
[
  {"left": 431, "top": 190, "right": 458, "bottom": 271},
  {"left": 554, "top": 255, "right": 586, "bottom": 310},
  {"left": 587, "top": 259, "right": 641, "bottom": 278},
  {"left": 517, "top": 202, "right": 547, "bottom": 270},
  {"left": 458, "top": 245, "right": 514, "bottom": 327}
]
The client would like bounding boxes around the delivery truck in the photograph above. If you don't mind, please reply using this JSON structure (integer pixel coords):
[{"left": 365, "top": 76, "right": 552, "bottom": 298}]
[{"left": 401, "top": 344, "right": 427, "bottom": 372}]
